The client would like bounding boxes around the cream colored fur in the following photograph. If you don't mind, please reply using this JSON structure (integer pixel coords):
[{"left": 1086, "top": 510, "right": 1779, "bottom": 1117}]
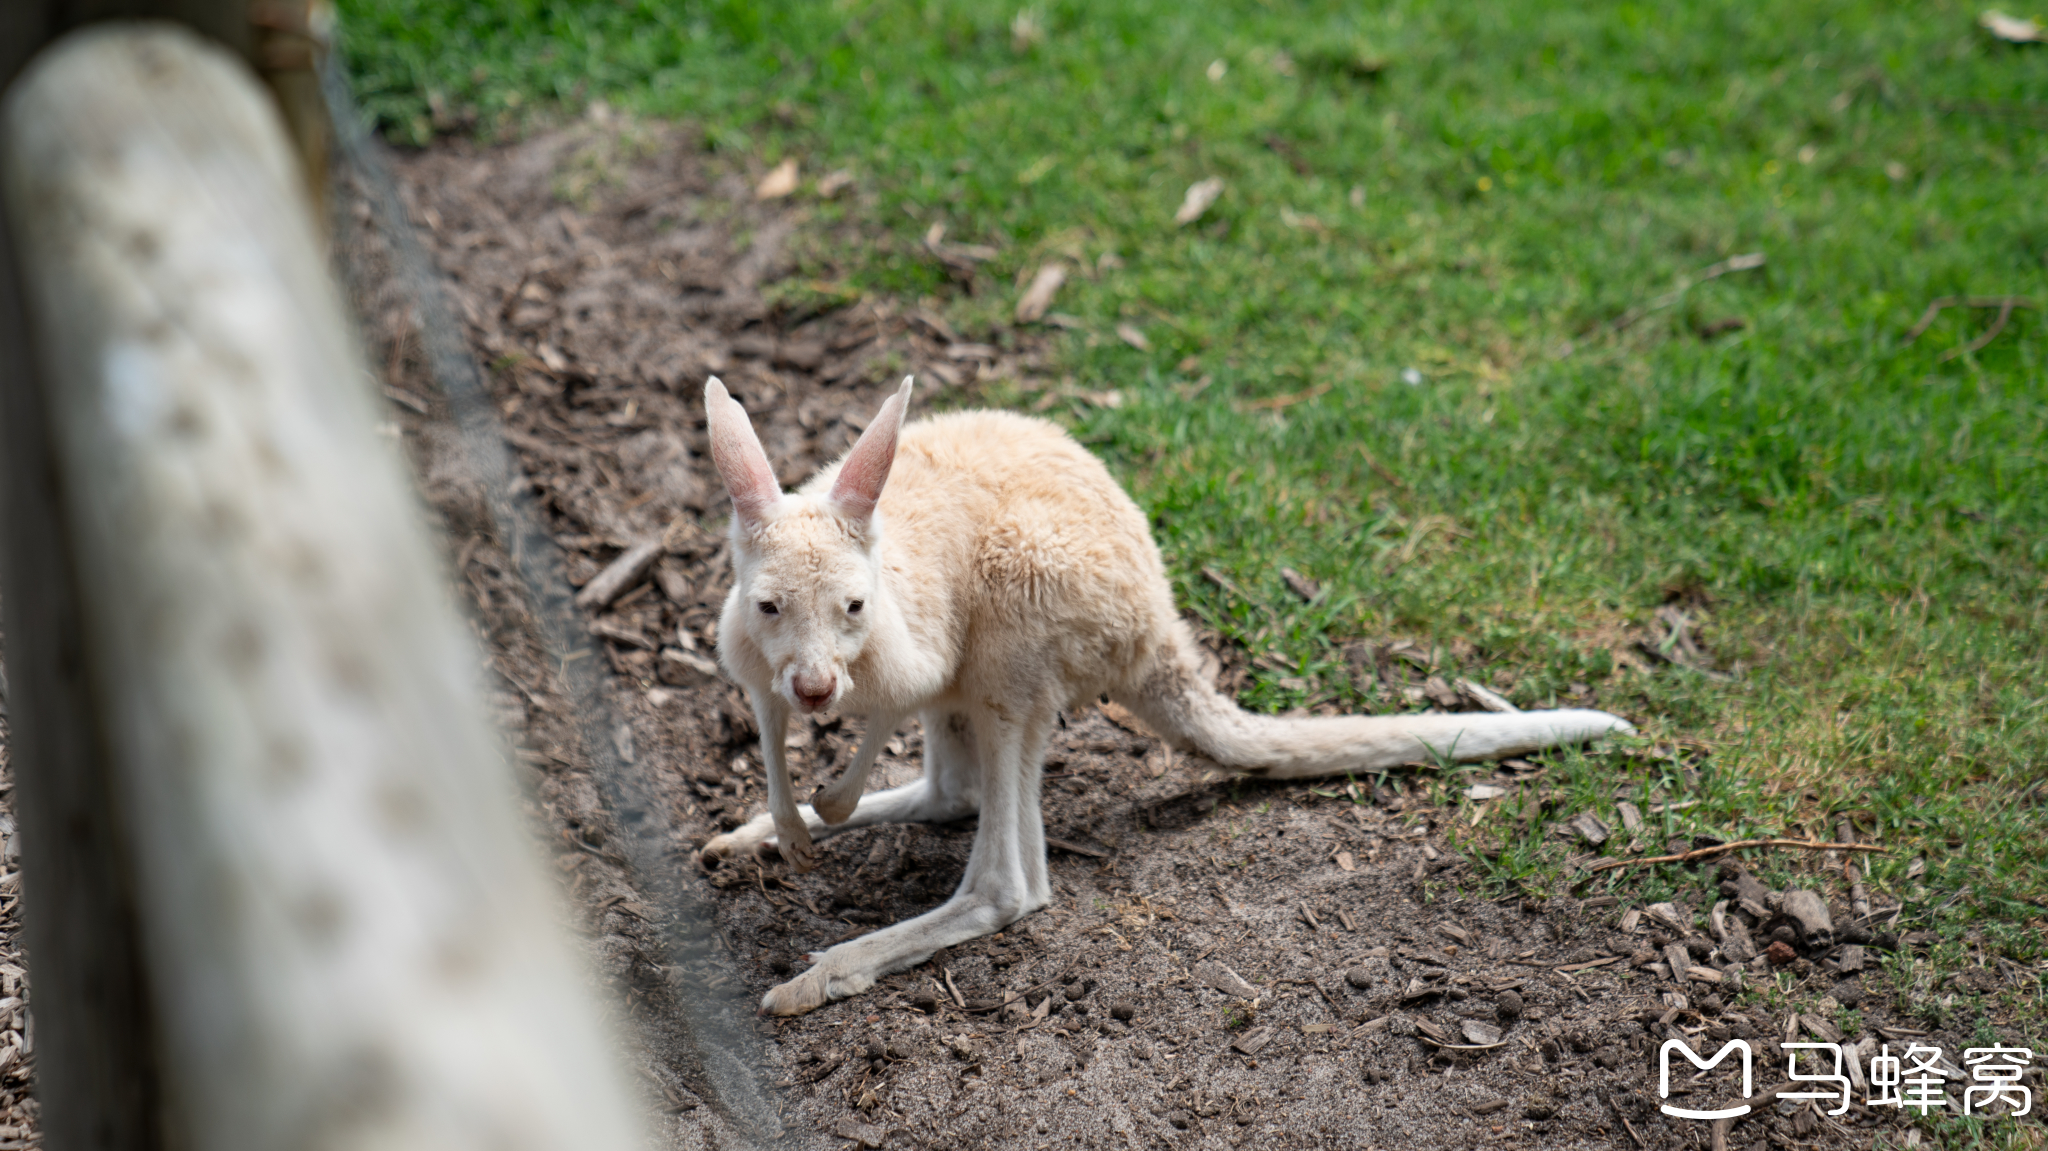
[{"left": 698, "top": 377, "right": 1633, "bottom": 1016}]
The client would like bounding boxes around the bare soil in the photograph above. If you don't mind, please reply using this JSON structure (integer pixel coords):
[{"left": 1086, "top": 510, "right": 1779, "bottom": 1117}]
[{"left": 326, "top": 117, "right": 2031, "bottom": 1151}]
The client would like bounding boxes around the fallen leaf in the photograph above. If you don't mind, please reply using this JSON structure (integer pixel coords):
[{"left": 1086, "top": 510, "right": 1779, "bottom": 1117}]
[
  {"left": 1335, "top": 851, "right": 1356, "bottom": 872},
  {"left": 755, "top": 158, "right": 799, "bottom": 200},
  {"left": 1015, "top": 263, "right": 1068, "bottom": 323},
  {"left": 1464, "top": 784, "right": 1509, "bottom": 801},
  {"left": 816, "top": 168, "right": 855, "bottom": 197},
  {"left": 1016, "top": 155, "right": 1058, "bottom": 185},
  {"left": 1980, "top": 9, "right": 2047, "bottom": 41},
  {"left": 1279, "top": 567, "right": 1321, "bottom": 601},
  {"left": 1116, "top": 322, "right": 1152, "bottom": 351},
  {"left": 1280, "top": 207, "right": 1327, "bottom": 233},
  {"left": 1175, "top": 178, "right": 1225, "bottom": 226},
  {"left": 1195, "top": 961, "right": 1258, "bottom": 999}
]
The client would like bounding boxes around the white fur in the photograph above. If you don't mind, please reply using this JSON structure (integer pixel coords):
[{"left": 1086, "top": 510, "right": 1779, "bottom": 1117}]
[{"left": 698, "top": 378, "right": 1634, "bottom": 1015}]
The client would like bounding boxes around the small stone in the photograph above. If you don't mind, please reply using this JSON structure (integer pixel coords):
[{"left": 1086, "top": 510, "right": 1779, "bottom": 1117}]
[
  {"left": 1524, "top": 1098, "right": 1558, "bottom": 1120},
  {"left": 1346, "top": 966, "right": 1376, "bottom": 989},
  {"left": 1065, "top": 982, "right": 1087, "bottom": 1001},
  {"left": 1110, "top": 1001, "right": 1136, "bottom": 1021},
  {"left": 910, "top": 993, "right": 939, "bottom": 1014},
  {"left": 1765, "top": 940, "right": 1797, "bottom": 967},
  {"left": 832, "top": 1118, "right": 887, "bottom": 1149},
  {"left": 1463, "top": 1020, "right": 1503, "bottom": 1045},
  {"left": 1832, "top": 982, "right": 1864, "bottom": 1008},
  {"left": 1167, "top": 1111, "right": 1191, "bottom": 1130},
  {"left": 1836, "top": 944, "right": 1867, "bottom": 974},
  {"left": 1496, "top": 991, "right": 1524, "bottom": 1021}
]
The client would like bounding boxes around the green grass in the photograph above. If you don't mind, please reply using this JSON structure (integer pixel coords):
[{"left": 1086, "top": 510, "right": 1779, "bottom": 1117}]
[{"left": 339, "top": 0, "right": 2048, "bottom": 960}]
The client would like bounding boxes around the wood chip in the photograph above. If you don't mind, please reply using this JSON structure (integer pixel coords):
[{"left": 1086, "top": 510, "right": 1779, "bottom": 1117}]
[
  {"left": 1462, "top": 1020, "right": 1503, "bottom": 1045},
  {"left": 1438, "top": 923, "right": 1473, "bottom": 947},
  {"left": 1014, "top": 264, "right": 1067, "bottom": 323},
  {"left": 1303, "top": 1023, "right": 1335, "bottom": 1035},
  {"left": 1645, "top": 902, "right": 1688, "bottom": 932},
  {"left": 1800, "top": 1013, "right": 1842, "bottom": 1043},
  {"left": 1335, "top": 907, "right": 1357, "bottom": 931},
  {"left": 1464, "top": 784, "right": 1508, "bottom": 801},
  {"left": 755, "top": 158, "right": 799, "bottom": 200},
  {"left": 1196, "top": 961, "right": 1258, "bottom": 999},
  {"left": 1982, "top": 9, "right": 2047, "bottom": 43},
  {"left": 1279, "top": 567, "right": 1321, "bottom": 602},
  {"left": 1685, "top": 965, "right": 1723, "bottom": 984},
  {"left": 574, "top": 538, "right": 663, "bottom": 609},
  {"left": 1045, "top": 837, "right": 1107, "bottom": 858},
  {"left": 830, "top": 1118, "right": 886, "bottom": 1148},
  {"left": 1335, "top": 851, "right": 1356, "bottom": 873},
  {"left": 1231, "top": 1026, "right": 1274, "bottom": 1056},
  {"left": 1299, "top": 903, "right": 1321, "bottom": 930},
  {"left": 1349, "top": 1015, "right": 1391, "bottom": 1037},
  {"left": 1616, "top": 801, "right": 1643, "bottom": 831},
  {"left": 1456, "top": 679, "right": 1519, "bottom": 713},
  {"left": 1175, "top": 177, "right": 1225, "bottom": 226},
  {"left": 1467, "top": 1099, "right": 1511, "bottom": 1116},
  {"left": 1569, "top": 811, "right": 1612, "bottom": 846}
]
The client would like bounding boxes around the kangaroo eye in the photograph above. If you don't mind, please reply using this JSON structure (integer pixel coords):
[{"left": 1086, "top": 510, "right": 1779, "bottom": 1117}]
[
  {"left": 847, "top": 600, "right": 864, "bottom": 615},
  {"left": 757, "top": 601, "right": 779, "bottom": 616}
]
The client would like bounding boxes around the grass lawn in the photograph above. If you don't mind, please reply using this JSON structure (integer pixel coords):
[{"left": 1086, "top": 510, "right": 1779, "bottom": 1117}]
[{"left": 339, "top": 0, "right": 2046, "bottom": 979}]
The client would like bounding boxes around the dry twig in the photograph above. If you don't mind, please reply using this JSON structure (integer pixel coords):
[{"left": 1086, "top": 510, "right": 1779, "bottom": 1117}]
[
  {"left": 1614, "top": 253, "right": 1766, "bottom": 331},
  {"left": 1902, "top": 295, "right": 2038, "bottom": 360},
  {"left": 1584, "top": 838, "right": 1886, "bottom": 873}
]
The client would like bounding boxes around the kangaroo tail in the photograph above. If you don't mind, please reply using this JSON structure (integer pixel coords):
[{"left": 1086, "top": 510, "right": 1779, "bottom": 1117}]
[{"left": 1115, "top": 625, "right": 1634, "bottom": 778}]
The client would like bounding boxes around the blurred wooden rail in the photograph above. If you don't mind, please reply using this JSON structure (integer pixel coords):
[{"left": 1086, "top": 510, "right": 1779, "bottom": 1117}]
[{"left": 0, "top": 21, "right": 641, "bottom": 1151}]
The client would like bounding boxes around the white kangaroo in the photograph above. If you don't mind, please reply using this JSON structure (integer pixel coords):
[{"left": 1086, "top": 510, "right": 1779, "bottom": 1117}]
[{"left": 697, "top": 375, "right": 1633, "bottom": 1016}]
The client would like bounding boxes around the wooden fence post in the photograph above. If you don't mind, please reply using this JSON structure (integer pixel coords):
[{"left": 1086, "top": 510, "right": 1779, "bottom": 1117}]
[{"left": 0, "top": 23, "right": 645, "bottom": 1151}]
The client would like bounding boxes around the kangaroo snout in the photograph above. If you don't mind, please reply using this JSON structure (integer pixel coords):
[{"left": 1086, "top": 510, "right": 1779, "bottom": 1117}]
[{"left": 791, "top": 669, "right": 838, "bottom": 712}]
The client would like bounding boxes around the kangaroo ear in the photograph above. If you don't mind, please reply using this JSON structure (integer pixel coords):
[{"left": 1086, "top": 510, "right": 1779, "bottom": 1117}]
[
  {"left": 829, "top": 376, "right": 914, "bottom": 524},
  {"left": 704, "top": 377, "right": 781, "bottom": 528}
]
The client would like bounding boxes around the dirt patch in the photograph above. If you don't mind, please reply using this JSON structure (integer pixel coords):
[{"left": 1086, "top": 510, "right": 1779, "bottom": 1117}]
[
  {"left": 339, "top": 118, "right": 2033, "bottom": 1150},
  {"left": 0, "top": 686, "right": 41, "bottom": 1145}
]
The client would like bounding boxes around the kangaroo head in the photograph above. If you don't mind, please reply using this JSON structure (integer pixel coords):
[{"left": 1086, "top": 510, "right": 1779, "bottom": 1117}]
[{"left": 705, "top": 375, "right": 913, "bottom": 715}]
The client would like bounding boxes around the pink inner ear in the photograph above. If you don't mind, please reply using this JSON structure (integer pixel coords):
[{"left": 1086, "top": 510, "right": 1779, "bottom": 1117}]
[
  {"left": 830, "top": 383, "right": 910, "bottom": 522},
  {"left": 706, "top": 387, "right": 781, "bottom": 525}
]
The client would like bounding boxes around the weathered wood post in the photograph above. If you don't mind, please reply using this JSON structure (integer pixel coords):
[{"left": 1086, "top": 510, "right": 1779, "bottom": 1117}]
[{"left": 0, "top": 23, "right": 644, "bottom": 1151}]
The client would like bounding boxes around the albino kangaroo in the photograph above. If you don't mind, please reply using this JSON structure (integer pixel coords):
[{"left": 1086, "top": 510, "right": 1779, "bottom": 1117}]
[{"left": 697, "top": 376, "right": 1632, "bottom": 1016}]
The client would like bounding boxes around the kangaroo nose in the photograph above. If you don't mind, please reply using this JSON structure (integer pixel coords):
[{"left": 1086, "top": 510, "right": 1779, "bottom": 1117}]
[{"left": 793, "top": 673, "right": 836, "bottom": 710}]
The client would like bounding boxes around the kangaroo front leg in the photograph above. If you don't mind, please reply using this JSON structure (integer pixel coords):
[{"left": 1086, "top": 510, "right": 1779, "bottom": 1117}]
[
  {"left": 700, "top": 761, "right": 984, "bottom": 866},
  {"left": 760, "top": 699, "right": 1054, "bottom": 1016},
  {"left": 809, "top": 711, "right": 906, "bottom": 825},
  {"left": 751, "top": 694, "right": 816, "bottom": 873}
]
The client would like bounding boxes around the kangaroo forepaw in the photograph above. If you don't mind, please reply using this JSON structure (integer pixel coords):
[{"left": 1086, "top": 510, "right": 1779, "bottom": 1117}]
[{"left": 772, "top": 813, "right": 817, "bottom": 873}]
